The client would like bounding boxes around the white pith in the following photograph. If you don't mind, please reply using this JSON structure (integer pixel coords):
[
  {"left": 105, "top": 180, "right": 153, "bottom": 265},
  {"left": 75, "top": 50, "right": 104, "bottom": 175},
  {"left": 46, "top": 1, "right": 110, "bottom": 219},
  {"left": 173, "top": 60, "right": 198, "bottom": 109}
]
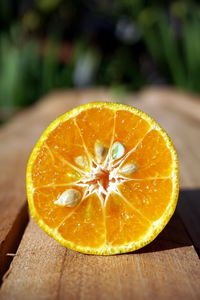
[{"left": 68, "top": 145, "right": 136, "bottom": 206}]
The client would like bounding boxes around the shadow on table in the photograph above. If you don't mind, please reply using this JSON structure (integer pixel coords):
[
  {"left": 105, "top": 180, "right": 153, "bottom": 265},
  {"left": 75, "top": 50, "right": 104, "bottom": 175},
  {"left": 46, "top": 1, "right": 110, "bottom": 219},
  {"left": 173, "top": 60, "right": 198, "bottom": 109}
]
[{"left": 133, "top": 189, "right": 200, "bottom": 256}]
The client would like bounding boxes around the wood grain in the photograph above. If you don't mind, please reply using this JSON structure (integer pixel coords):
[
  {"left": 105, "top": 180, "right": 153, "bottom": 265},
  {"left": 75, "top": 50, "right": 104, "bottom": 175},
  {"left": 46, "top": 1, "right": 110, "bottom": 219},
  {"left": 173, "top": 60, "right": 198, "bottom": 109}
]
[{"left": 0, "top": 88, "right": 200, "bottom": 300}]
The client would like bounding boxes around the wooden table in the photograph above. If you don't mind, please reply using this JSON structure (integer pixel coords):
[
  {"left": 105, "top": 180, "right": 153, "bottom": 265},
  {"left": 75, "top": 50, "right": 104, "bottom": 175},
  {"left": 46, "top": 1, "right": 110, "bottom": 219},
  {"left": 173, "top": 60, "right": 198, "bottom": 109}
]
[{"left": 0, "top": 88, "right": 200, "bottom": 300}]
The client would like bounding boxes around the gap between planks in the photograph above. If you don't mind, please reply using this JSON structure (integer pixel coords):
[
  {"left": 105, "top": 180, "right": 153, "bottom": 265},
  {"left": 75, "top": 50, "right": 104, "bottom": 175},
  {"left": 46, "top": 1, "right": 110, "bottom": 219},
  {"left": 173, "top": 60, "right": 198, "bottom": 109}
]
[
  {"left": 177, "top": 190, "right": 200, "bottom": 257},
  {"left": 0, "top": 203, "right": 29, "bottom": 284}
]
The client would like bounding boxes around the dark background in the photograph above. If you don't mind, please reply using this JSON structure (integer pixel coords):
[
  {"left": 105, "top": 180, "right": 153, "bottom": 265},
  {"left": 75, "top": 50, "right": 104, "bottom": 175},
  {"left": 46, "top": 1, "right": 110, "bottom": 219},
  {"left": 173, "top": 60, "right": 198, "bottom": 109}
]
[{"left": 1, "top": 0, "right": 200, "bottom": 121}]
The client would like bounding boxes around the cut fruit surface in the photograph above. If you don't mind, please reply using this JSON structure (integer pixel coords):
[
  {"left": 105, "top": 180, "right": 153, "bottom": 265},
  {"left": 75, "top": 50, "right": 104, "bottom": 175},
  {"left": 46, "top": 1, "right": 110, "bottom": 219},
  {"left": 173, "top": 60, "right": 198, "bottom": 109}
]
[{"left": 26, "top": 102, "right": 179, "bottom": 255}]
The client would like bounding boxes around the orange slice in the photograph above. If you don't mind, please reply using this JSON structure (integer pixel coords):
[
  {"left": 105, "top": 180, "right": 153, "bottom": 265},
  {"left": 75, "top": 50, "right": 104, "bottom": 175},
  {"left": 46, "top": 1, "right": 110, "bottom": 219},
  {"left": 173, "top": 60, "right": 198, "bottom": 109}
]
[{"left": 26, "top": 102, "right": 179, "bottom": 255}]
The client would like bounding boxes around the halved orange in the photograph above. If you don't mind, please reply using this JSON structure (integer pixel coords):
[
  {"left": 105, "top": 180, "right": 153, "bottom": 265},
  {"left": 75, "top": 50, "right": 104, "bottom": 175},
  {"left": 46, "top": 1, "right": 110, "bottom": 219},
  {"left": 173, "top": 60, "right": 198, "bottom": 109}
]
[{"left": 26, "top": 102, "right": 179, "bottom": 255}]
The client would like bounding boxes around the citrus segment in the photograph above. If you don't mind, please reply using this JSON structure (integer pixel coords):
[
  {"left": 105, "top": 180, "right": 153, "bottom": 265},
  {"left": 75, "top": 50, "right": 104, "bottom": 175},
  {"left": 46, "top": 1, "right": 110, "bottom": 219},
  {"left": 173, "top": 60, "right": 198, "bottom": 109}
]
[
  {"left": 119, "top": 179, "right": 172, "bottom": 221},
  {"left": 106, "top": 193, "right": 150, "bottom": 246},
  {"left": 76, "top": 107, "right": 115, "bottom": 161},
  {"left": 58, "top": 194, "right": 105, "bottom": 248},
  {"left": 33, "top": 185, "right": 84, "bottom": 228},
  {"left": 45, "top": 118, "right": 90, "bottom": 172},
  {"left": 32, "top": 144, "right": 81, "bottom": 187},
  {"left": 27, "top": 102, "right": 179, "bottom": 255},
  {"left": 114, "top": 110, "right": 150, "bottom": 153},
  {"left": 120, "top": 130, "right": 173, "bottom": 179}
]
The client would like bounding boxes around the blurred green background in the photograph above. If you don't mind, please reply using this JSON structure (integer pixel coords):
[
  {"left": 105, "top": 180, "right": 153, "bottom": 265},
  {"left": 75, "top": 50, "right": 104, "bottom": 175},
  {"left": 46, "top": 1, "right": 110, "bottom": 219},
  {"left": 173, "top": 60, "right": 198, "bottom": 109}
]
[{"left": 1, "top": 0, "right": 200, "bottom": 121}]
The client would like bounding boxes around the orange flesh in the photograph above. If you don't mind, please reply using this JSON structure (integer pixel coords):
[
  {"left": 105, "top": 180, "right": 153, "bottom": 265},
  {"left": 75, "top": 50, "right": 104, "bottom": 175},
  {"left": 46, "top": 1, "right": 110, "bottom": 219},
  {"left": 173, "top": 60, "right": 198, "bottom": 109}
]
[{"left": 31, "top": 108, "right": 174, "bottom": 248}]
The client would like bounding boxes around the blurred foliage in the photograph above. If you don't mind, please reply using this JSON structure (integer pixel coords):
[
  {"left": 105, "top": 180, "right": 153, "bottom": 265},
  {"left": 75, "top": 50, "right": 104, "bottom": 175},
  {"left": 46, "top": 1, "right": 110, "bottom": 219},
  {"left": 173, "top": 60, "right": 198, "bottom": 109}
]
[{"left": 1, "top": 0, "right": 200, "bottom": 120}]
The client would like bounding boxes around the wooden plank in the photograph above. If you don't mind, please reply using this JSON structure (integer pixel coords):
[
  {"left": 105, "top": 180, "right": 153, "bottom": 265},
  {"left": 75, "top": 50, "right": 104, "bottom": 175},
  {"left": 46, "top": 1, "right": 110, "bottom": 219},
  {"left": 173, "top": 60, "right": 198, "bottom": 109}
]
[
  {"left": 0, "top": 88, "right": 200, "bottom": 299},
  {"left": 0, "top": 88, "right": 111, "bottom": 281},
  {"left": 1, "top": 213, "right": 199, "bottom": 300},
  {"left": 0, "top": 220, "right": 66, "bottom": 300}
]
